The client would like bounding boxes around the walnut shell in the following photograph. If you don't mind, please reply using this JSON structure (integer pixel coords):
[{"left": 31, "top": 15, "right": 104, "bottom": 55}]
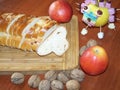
[
  {"left": 51, "top": 80, "right": 64, "bottom": 90},
  {"left": 70, "top": 68, "right": 85, "bottom": 82},
  {"left": 62, "top": 70, "right": 71, "bottom": 78},
  {"left": 79, "top": 45, "right": 88, "bottom": 56},
  {"left": 66, "top": 80, "right": 80, "bottom": 90},
  {"left": 57, "top": 72, "right": 69, "bottom": 84},
  {"left": 38, "top": 80, "right": 50, "bottom": 90},
  {"left": 11, "top": 72, "right": 24, "bottom": 84},
  {"left": 45, "top": 70, "right": 57, "bottom": 81},
  {"left": 87, "top": 39, "right": 98, "bottom": 47},
  {"left": 28, "top": 74, "right": 41, "bottom": 88}
]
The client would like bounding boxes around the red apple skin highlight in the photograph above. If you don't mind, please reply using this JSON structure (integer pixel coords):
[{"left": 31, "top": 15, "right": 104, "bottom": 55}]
[
  {"left": 49, "top": 0, "right": 73, "bottom": 23},
  {"left": 80, "top": 45, "right": 109, "bottom": 76}
]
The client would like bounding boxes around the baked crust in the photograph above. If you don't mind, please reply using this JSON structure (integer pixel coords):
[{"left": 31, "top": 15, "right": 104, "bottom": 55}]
[{"left": 0, "top": 13, "right": 57, "bottom": 51}]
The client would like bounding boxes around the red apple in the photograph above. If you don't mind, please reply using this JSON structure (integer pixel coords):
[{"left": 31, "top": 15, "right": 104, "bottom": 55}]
[
  {"left": 80, "top": 45, "right": 109, "bottom": 75},
  {"left": 48, "top": 0, "right": 73, "bottom": 23}
]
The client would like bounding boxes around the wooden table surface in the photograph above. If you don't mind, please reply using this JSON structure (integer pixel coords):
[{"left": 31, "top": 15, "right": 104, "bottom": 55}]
[{"left": 0, "top": 0, "right": 120, "bottom": 90}]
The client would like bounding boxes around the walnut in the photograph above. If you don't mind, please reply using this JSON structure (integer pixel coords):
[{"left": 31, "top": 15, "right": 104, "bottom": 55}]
[
  {"left": 79, "top": 45, "right": 88, "bottom": 56},
  {"left": 45, "top": 70, "right": 57, "bottom": 81},
  {"left": 87, "top": 39, "right": 98, "bottom": 47},
  {"left": 70, "top": 68, "right": 85, "bottom": 82},
  {"left": 66, "top": 80, "right": 80, "bottom": 90},
  {"left": 38, "top": 80, "right": 50, "bottom": 90},
  {"left": 62, "top": 70, "right": 71, "bottom": 78},
  {"left": 28, "top": 74, "right": 41, "bottom": 88},
  {"left": 11, "top": 72, "right": 24, "bottom": 84},
  {"left": 51, "top": 80, "right": 64, "bottom": 90},
  {"left": 57, "top": 71, "right": 69, "bottom": 84}
]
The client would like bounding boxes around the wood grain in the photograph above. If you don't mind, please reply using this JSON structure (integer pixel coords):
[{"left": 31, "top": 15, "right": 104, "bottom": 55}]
[{"left": 0, "top": 0, "right": 120, "bottom": 90}]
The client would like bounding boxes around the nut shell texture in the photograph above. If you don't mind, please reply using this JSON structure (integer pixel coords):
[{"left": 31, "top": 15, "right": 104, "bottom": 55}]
[
  {"left": 28, "top": 75, "right": 41, "bottom": 88},
  {"left": 45, "top": 70, "right": 57, "bottom": 81},
  {"left": 66, "top": 80, "right": 80, "bottom": 90},
  {"left": 79, "top": 45, "right": 88, "bottom": 56},
  {"left": 51, "top": 80, "right": 64, "bottom": 90},
  {"left": 87, "top": 39, "right": 98, "bottom": 47},
  {"left": 38, "top": 80, "right": 50, "bottom": 90},
  {"left": 57, "top": 72, "right": 69, "bottom": 84},
  {"left": 70, "top": 69, "right": 85, "bottom": 82},
  {"left": 11, "top": 72, "right": 24, "bottom": 84}
]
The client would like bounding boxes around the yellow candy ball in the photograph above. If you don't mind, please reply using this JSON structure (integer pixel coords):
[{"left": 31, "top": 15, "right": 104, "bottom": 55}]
[{"left": 86, "top": 4, "right": 109, "bottom": 27}]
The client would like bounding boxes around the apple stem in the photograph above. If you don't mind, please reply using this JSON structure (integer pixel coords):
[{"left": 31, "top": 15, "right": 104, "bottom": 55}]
[{"left": 95, "top": 49, "right": 99, "bottom": 54}]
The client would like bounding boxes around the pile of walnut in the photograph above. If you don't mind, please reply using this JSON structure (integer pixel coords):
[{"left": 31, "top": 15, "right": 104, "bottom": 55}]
[
  {"left": 11, "top": 39, "right": 98, "bottom": 90},
  {"left": 11, "top": 68, "right": 85, "bottom": 90}
]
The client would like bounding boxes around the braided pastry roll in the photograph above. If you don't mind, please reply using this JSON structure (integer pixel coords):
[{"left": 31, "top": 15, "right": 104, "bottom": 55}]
[{"left": 0, "top": 13, "right": 69, "bottom": 56}]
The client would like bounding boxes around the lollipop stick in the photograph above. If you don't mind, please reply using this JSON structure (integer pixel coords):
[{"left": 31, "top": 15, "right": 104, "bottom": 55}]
[
  {"left": 75, "top": 2, "right": 80, "bottom": 6},
  {"left": 116, "top": 9, "right": 120, "bottom": 11},
  {"left": 76, "top": 8, "right": 80, "bottom": 11},
  {"left": 116, "top": 18, "right": 120, "bottom": 21},
  {"left": 100, "top": 26, "right": 102, "bottom": 32},
  {"left": 85, "top": 25, "right": 89, "bottom": 29}
]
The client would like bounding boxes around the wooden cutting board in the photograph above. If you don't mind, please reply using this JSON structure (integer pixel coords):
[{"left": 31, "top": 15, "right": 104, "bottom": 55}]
[{"left": 0, "top": 15, "right": 79, "bottom": 73}]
